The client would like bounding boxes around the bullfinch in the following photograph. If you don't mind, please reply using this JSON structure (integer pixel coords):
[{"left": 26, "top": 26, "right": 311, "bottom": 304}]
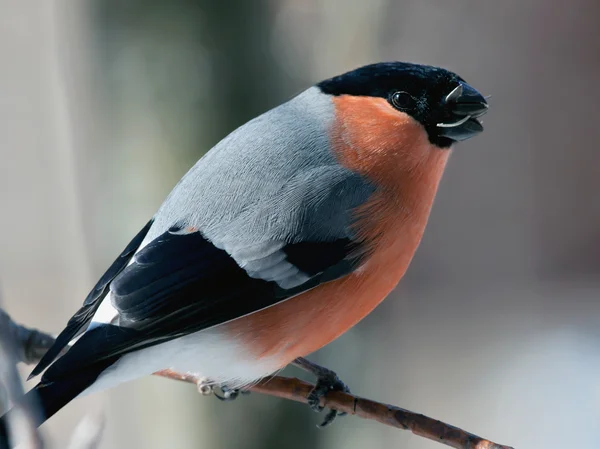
[{"left": 0, "top": 61, "right": 487, "bottom": 445}]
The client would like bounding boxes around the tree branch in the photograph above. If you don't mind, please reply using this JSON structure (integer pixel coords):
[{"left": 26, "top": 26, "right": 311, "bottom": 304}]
[
  {"left": 0, "top": 309, "right": 55, "bottom": 366},
  {"left": 0, "top": 310, "right": 45, "bottom": 449},
  {"left": 157, "top": 370, "right": 513, "bottom": 449},
  {"left": 2, "top": 310, "right": 514, "bottom": 449},
  {"left": 0, "top": 306, "right": 104, "bottom": 449}
]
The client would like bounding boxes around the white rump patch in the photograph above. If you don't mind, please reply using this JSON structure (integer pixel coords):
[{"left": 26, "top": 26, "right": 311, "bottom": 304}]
[{"left": 80, "top": 326, "right": 283, "bottom": 397}]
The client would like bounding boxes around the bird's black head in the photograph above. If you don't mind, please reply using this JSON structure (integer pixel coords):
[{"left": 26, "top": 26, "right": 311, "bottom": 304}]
[{"left": 318, "top": 62, "right": 488, "bottom": 148}]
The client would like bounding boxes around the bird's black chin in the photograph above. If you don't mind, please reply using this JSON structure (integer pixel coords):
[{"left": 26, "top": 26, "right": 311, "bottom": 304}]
[{"left": 437, "top": 83, "right": 488, "bottom": 143}]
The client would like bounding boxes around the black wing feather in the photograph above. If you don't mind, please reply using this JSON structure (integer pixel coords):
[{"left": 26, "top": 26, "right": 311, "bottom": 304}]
[
  {"left": 29, "top": 219, "right": 153, "bottom": 379},
  {"left": 42, "top": 228, "right": 363, "bottom": 382}
]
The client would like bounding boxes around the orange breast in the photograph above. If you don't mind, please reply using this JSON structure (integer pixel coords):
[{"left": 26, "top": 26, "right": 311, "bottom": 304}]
[{"left": 224, "top": 95, "right": 450, "bottom": 367}]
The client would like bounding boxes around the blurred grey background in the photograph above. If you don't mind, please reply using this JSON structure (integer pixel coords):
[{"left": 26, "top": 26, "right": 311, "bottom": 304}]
[{"left": 1, "top": 1, "right": 599, "bottom": 448}]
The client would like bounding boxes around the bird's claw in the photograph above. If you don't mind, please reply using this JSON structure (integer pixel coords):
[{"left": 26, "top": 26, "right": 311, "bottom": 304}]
[
  {"left": 214, "top": 385, "right": 250, "bottom": 402},
  {"left": 307, "top": 372, "right": 350, "bottom": 427},
  {"left": 293, "top": 358, "right": 350, "bottom": 428}
]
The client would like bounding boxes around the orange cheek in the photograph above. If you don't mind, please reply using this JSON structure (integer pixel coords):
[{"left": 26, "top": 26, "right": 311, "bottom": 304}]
[
  {"left": 330, "top": 95, "right": 433, "bottom": 186},
  {"left": 329, "top": 94, "right": 451, "bottom": 250}
]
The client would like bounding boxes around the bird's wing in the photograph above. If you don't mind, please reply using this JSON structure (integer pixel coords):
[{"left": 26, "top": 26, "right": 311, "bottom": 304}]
[
  {"left": 41, "top": 224, "right": 364, "bottom": 382},
  {"left": 29, "top": 219, "right": 154, "bottom": 379},
  {"left": 40, "top": 168, "right": 372, "bottom": 383},
  {"left": 37, "top": 87, "right": 375, "bottom": 382}
]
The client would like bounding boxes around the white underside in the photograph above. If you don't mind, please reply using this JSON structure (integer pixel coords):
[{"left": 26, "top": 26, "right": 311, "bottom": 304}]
[
  {"left": 80, "top": 326, "right": 283, "bottom": 397},
  {"left": 79, "top": 295, "right": 284, "bottom": 397}
]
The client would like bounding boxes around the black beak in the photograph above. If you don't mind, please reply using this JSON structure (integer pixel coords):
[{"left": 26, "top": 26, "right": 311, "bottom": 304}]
[{"left": 437, "top": 83, "right": 488, "bottom": 142}]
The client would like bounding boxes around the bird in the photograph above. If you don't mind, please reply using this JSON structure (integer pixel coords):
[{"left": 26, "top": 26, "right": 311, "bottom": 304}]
[{"left": 0, "top": 61, "right": 487, "bottom": 446}]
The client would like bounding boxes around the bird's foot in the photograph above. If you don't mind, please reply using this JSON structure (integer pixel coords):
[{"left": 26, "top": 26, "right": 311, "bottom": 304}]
[
  {"left": 293, "top": 357, "right": 350, "bottom": 428},
  {"left": 195, "top": 378, "right": 250, "bottom": 402},
  {"left": 214, "top": 384, "right": 250, "bottom": 402}
]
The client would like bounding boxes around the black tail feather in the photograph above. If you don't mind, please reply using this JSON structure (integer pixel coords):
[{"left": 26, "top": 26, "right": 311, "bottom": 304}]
[
  {"left": 29, "top": 218, "right": 153, "bottom": 380},
  {"left": 0, "top": 370, "right": 102, "bottom": 448}
]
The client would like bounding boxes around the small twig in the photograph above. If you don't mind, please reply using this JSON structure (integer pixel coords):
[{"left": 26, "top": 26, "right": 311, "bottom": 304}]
[
  {"left": 0, "top": 309, "right": 55, "bottom": 366},
  {"left": 156, "top": 370, "right": 513, "bottom": 449},
  {"left": 0, "top": 298, "right": 45, "bottom": 449},
  {"left": 2, "top": 310, "right": 514, "bottom": 449},
  {"left": 0, "top": 303, "right": 105, "bottom": 449}
]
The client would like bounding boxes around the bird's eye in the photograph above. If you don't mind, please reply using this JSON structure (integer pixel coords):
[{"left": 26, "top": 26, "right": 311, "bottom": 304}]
[{"left": 390, "top": 91, "right": 415, "bottom": 110}]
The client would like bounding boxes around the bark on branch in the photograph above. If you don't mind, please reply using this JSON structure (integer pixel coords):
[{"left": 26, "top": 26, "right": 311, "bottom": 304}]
[{"left": 2, "top": 310, "right": 514, "bottom": 449}]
